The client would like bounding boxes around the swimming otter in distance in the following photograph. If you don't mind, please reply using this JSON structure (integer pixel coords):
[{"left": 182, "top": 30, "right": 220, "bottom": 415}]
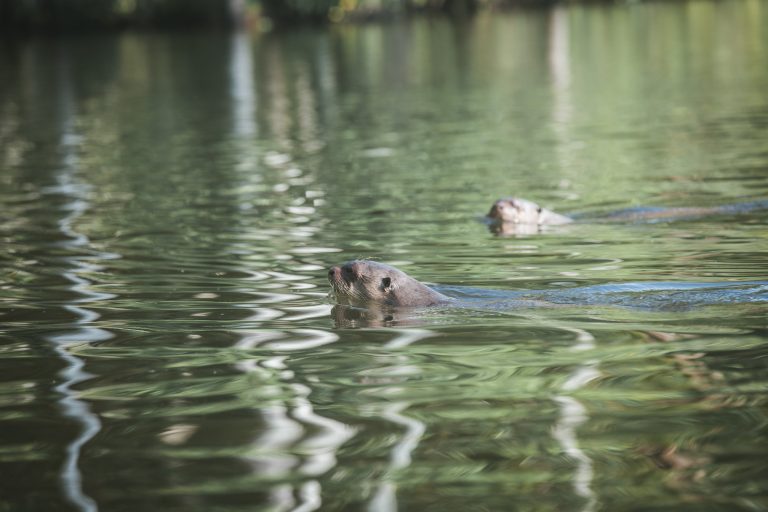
[
  {"left": 487, "top": 197, "right": 573, "bottom": 227},
  {"left": 486, "top": 196, "right": 768, "bottom": 234},
  {"left": 328, "top": 260, "right": 451, "bottom": 307}
]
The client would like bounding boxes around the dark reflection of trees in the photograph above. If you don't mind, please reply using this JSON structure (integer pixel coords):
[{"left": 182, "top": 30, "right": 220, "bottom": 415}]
[{"left": 0, "top": 0, "right": 236, "bottom": 32}]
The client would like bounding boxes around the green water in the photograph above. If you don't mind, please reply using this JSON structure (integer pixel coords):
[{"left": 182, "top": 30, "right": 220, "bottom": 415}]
[{"left": 2, "top": 2, "right": 768, "bottom": 511}]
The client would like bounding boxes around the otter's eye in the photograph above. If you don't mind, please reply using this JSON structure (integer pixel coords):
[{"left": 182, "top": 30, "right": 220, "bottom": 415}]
[
  {"left": 382, "top": 277, "right": 391, "bottom": 290},
  {"left": 537, "top": 207, "right": 542, "bottom": 213}
]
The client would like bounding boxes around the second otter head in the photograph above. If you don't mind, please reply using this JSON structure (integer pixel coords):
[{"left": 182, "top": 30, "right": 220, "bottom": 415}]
[
  {"left": 487, "top": 197, "right": 573, "bottom": 227},
  {"left": 487, "top": 197, "right": 544, "bottom": 225}
]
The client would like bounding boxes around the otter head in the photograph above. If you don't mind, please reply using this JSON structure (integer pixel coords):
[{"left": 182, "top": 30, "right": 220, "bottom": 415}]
[
  {"left": 327, "top": 260, "right": 400, "bottom": 307},
  {"left": 487, "top": 197, "right": 544, "bottom": 225},
  {"left": 327, "top": 260, "right": 449, "bottom": 307},
  {"left": 487, "top": 197, "right": 573, "bottom": 228}
]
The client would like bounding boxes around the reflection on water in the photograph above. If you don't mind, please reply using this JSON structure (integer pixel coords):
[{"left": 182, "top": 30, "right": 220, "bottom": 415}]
[
  {"left": 1, "top": 1, "right": 768, "bottom": 510},
  {"left": 47, "top": 168, "right": 105, "bottom": 512},
  {"left": 229, "top": 32, "right": 257, "bottom": 139},
  {"left": 552, "top": 328, "right": 599, "bottom": 512},
  {"left": 368, "top": 401, "right": 427, "bottom": 512},
  {"left": 43, "top": 48, "right": 114, "bottom": 512}
]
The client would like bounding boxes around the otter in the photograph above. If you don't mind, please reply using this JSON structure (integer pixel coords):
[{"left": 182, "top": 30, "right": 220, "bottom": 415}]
[
  {"left": 327, "top": 260, "right": 768, "bottom": 328},
  {"left": 328, "top": 260, "right": 451, "bottom": 308},
  {"left": 487, "top": 197, "right": 573, "bottom": 227},
  {"left": 487, "top": 196, "right": 768, "bottom": 234}
]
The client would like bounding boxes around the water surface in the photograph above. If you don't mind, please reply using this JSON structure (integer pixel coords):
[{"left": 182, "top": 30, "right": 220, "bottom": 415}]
[{"left": 1, "top": 2, "right": 768, "bottom": 511}]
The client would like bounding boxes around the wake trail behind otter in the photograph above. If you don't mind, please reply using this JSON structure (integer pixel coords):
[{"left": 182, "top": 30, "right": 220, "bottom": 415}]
[
  {"left": 434, "top": 281, "right": 768, "bottom": 311},
  {"left": 570, "top": 199, "right": 768, "bottom": 223}
]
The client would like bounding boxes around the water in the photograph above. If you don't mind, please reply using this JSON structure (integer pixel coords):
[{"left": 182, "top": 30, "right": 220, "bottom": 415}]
[{"left": 1, "top": 2, "right": 768, "bottom": 510}]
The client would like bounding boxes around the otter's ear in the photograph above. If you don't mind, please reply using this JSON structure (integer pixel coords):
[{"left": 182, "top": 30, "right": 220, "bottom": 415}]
[{"left": 381, "top": 277, "right": 392, "bottom": 291}]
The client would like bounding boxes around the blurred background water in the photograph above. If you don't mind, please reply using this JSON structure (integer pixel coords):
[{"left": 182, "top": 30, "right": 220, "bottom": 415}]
[{"left": 1, "top": 1, "right": 768, "bottom": 511}]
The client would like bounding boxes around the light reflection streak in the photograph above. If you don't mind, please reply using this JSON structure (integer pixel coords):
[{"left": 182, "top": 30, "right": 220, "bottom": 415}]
[
  {"left": 292, "top": 382, "right": 356, "bottom": 476},
  {"left": 552, "top": 327, "right": 600, "bottom": 512},
  {"left": 548, "top": 7, "right": 571, "bottom": 123},
  {"left": 383, "top": 328, "right": 437, "bottom": 349},
  {"left": 230, "top": 30, "right": 257, "bottom": 138},
  {"left": 266, "top": 329, "right": 339, "bottom": 351},
  {"left": 227, "top": 30, "right": 341, "bottom": 509},
  {"left": 268, "top": 481, "right": 323, "bottom": 512},
  {"left": 234, "top": 338, "right": 353, "bottom": 512},
  {"left": 366, "top": 342, "right": 429, "bottom": 512},
  {"left": 279, "top": 305, "right": 333, "bottom": 322},
  {"left": 368, "top": 482, "right": 397, "bottom": 512},
  {"left": 294, "top": 480, "right": 323, "bottom": 512},
  {"left": 242, "top": 291, "right": 303, "bottom": 304},
  {"left": 44, "top": 52, "right": 116, "bottom": 512},
  {"left": 242, "top": 306, "right": 285, "bottom": 322},
  {"left": 548, "top": 6, "right": 581, "bottom": 202},
  {"left": 380, "top": 402, "right": 426, "bottom": 471},
  {"left": 264, "top": 39, "right": 292, "bottom": 148},
  {"left": 368, "top": 401, "right": 426, "bottom": 512},
  {"left": 294, "top": 61, "right": 319, "bottom": 151}
]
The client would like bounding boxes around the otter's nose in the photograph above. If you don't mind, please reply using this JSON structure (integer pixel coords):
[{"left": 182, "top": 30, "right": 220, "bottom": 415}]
[{"left": 328, "top": 266, "right": 340, "bottom": 281}]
